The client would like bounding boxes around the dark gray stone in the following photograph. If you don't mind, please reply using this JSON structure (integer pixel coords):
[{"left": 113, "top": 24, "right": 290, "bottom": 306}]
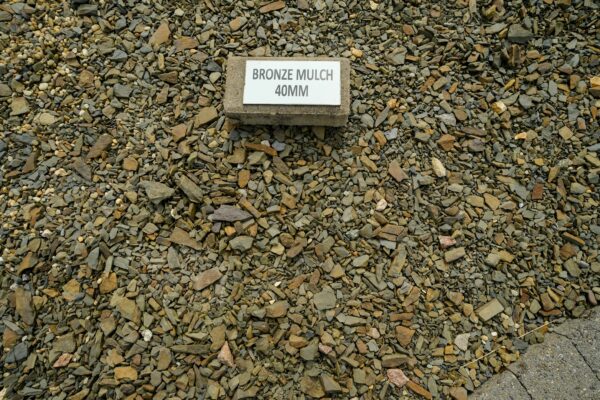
[{"left": 508, "top": 25, "right": 534, "bottom": 43}]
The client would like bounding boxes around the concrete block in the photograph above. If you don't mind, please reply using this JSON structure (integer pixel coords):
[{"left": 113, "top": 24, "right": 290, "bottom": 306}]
[
  {"left": 507, "top": 334, "right": 600, "bottom": 399},
  {"left": 470, "top": 371, "right": 530, "bottom": 400},
  {"left": 224, "top": 56, "right": 350, "bottom": 126}
]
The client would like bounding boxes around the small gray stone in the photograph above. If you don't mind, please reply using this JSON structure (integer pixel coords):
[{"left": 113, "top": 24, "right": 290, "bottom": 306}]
[
  {"left": 518, "top": 94, "right": 533, "bottom": 109},
  {"left": 299, "top": 340, "right": 319, "bottom": 361},
  {"left": 114, "top": 84, "right": 133, "bottom": 98},
  {"left": 438, "top": 113, "right": 456, "bottom": 126},
  {"left": 485, "top": 253, "right": 500, "bottom": 267},
  {"left": 313, "top": 287, "right": 336, "bottom": 311},
  {"left": 384, "top": 128, "right": 398, "bottom": 140},
  {"left": 508, "top": 24, "right": 534, "bottom": 43},
  {"left": 111, "top": 50, "right": 128, "bottom": 62},
  {"left": 230, "top": 236, "right": 253, "bottom": 252}
]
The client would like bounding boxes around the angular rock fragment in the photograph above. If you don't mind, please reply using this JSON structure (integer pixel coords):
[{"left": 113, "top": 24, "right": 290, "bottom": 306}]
[
  {"left": 444, "top": 247, "right": 466, "bottom": 262},
  {"left": 149, "top": 21, "right": 170, "bottom": 46},
  {"left": 175, "top": 174, "right": 204, "bottom": 203},
  {"left": 265, "top": 301, "right": 289, "bottom": 318},
  {"left": 508, "top": 24, "right": 534, "bottom": 43},
  {"left": 210, "top": 205, "right": 252, "bottom": 222},
  {"left": 141, "top": 181, "right": 175, "bottom": 203},
  {"left": 230, "top": 236, "right": 253, "bottom": 252},
  {"left": 387, "top": 368, "right": 409, "bottom": 387},
  {"left": 193, "top": 268, "right": 223, "bottom": 291},
  {"left": 86, "top": 134, "right": 113, "bottom": 159},
  {"left": 476, "top": 299, "right": 504, "bottom": 321}
]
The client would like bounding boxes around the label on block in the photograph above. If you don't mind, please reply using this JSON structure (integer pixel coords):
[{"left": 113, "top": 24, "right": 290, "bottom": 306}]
[{"left": 243, "top": 60, "right": 341, "bottom": 105}]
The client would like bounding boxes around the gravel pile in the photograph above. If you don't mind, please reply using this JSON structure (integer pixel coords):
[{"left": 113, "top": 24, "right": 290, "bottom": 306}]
[{"left": 1, "top": 0, "right": 599, "bottom": 398}]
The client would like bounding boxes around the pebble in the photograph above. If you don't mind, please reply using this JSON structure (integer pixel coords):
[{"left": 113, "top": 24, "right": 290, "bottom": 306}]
[
  {"left": 387, "top": 368, "right": 409, "bottom": 388},
  {"left": 477, "top": 299, "right": 504, "bottom": 322},
  {"left": 141, "top": 181, "right": 175, "bottom": 203},
  {"left": 313, "top": 287, "right": 337, "bottom": 310},
  {"left": 431, "top": 157, "right": 447, "bottom": 177},
  {"left": 229, "top": 236, "right": 254, "bottom": 252},
  {"left": 454, "top": 333, "right": 470, "bottom": 352},
  {"left": 507, "top": 24, "right": 534, "bottom": 43},
  {"left": 193, "top": 267, "right": 223, "bottom": 291}
]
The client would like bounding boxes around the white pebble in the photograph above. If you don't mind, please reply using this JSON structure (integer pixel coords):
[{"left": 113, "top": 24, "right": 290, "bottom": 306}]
[{"left": 142, "top": 329, "right": 153, "bottom": 342}]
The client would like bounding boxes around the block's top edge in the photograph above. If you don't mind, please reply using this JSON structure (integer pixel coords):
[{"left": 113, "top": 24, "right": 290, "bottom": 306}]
[{"left": 227, "top": 55, "right": 350, "bottom": 64}]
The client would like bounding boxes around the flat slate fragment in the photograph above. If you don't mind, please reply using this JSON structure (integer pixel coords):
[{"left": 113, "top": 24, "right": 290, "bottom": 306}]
[
  {"left": 224, "top": 56, "right": 350, "bottom": 126},
  {"left": 3, "top": 1, "right": 600, "bottom": 398},
  {"left": 193, "top": 268, "right": 223, "bottom": 290},
  {"left": 210, "top": 205, "right": 252, "bottom": 222},
  {"left": 444, "top": 247, "right": 466, "bottom": 262},
  {"left": 477, "top": 299, "right": 504, "bottom": 321}
]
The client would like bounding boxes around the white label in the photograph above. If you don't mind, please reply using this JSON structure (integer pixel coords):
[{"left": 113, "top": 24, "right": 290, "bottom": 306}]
[{"left": 243, "top": 60, "right": 341, "bottom": 105}]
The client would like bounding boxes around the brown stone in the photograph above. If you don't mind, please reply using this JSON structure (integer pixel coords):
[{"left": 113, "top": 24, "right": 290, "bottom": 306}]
[
  {"left": 265, "top": 301, "right": 289, "bottom": 318},
  {"left": 387, "top": 368, "right": 409, "bottom": 387},
  {"left": 218, "top": 342, "right": 235, "bottom": 367},
  {"left": 395, "top": 326, "right": 415, "bottom": 347},
  {"left": 406, "top": 380, "right": 433, "bottom": 400},
  {"left": 531, "top": 182, "right": 544, "bottom": 200},
  {"left": 245, "top": 142, "right": 277, "bottom": 156},
  {"left": 169, "top": 227, "right": 202, "bottom": 250},
  {"left": 238, "top": 169, "right": 250, "bottom": 188},
  {"left": 229, "top": 16, "right": 247, "bottom": 32},
  {"left": 15, "top": 287, "right": 35, "bottom": 325},
  {"left": 438, "top": 134, "right": 455, "bottom": 151},
  {"left": 193, "top": 268, "right": 223, "bottom": 291},
  {"left": 476, "top": 299, "right": 504, "bottom": 321},
  {"left": 156, "top": 348, "right": 172, "bottom": 370},
  {"left": 174, "top": 36, "right": 198, "bottom": 52},
  {"left": 123, "top": 157, "right": 138, "bottom": 171},
  {"left": 388, "top": 159, "right": 408, "bottom": 182}
]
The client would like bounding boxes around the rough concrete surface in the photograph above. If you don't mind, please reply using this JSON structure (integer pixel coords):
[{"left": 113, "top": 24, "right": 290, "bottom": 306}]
[
  {"left": 470, "top": 371, "right": 531, "bottom": 400},
  {"left": 472, "top": 308, "right": 600, "bottom": 400}
]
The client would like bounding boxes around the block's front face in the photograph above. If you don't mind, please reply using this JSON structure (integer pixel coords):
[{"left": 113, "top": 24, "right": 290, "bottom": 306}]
[
  {"left": 224, "top": 56, "right": 350, "bottom": 126},
  {"left": 243, "top": 60, "right": 342, "bottom": 106}
]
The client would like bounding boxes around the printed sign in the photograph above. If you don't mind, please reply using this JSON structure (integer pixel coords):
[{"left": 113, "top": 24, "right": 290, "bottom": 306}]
[{"left": 243, "top": 60, "right": 341, "bottom": 105}]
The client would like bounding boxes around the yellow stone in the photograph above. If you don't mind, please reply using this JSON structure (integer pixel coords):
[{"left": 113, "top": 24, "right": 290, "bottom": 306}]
[
  {"left": 491, "top": 101, "right": 507, "bottom": 114},
  {"left": 114, "top": 366, "right": 138, "bottom": 382},
  {"left": 123, "top": 157, "right": 138, "bottom": 171},
  {"left": 351, "top": 47, "right": 363, "bottom": 57}
]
